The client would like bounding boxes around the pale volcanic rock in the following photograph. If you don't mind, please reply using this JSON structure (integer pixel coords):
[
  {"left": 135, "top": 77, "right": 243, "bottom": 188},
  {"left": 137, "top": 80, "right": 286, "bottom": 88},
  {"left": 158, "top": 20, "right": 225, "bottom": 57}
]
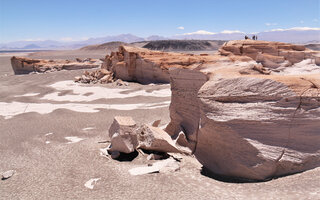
[
  {"left": 108, "top": 116, "right": 139, "bottom": 154},
  {"left": 11, "top": 56, "right": 101, "bottom": 74},
  {"left": 102, "top": 45, "right": 220, "bottom": 84},
  {"left": 196, "top": 77, "right": 320, "bottom": 180},
  {"left": 163, "top": 40, "right": 320, "bottom": 180},
  {"left": 108, "top": 116, "right": 186, "bottom": 155},
  {"left": 219, "top": 40, "right": 320, "bottom": 68},
  {"left": 75, "top": 68, "right": 115, "bottom": 84},
  {"left": 136, "top": 124, "right": 182, "bottom": 153},
  {"left": 89, "top": 40, "right": 319, "bottom": 180}
]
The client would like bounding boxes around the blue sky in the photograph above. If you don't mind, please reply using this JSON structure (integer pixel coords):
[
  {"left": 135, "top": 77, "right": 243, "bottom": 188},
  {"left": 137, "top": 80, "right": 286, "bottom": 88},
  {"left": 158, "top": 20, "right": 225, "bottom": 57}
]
[{"left": 0, "top": 0, "right": 319, "bottom": 42}]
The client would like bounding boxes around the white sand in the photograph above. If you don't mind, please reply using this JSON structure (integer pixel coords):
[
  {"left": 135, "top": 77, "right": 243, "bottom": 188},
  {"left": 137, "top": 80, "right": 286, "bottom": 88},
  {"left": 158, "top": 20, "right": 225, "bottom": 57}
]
[
  {"left": 0, "top": 101, "right": 170, "bottom": 119},
  {"left": 82, "top": 127, "right": 95, "bottom": 131},
  {"left": 45, "top": 132, "right": 53, "bottom": 136},
  {"left": 40, "top": 81, "right": 171, "bottom": 102},
  {"left": 84, "top": 178, "right": 101, "bottom": 189},
  {"left": 14, "top": 93, "right": 40, "bottom": 97},
  {"left": 65, "top": 136, "right": 85, "bottom": 144}
]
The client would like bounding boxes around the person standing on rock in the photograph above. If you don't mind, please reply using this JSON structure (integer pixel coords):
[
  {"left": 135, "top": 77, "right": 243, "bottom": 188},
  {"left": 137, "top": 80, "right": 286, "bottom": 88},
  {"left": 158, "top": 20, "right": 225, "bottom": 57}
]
[
  {"left": 252, "top": 35, "right": 256, "bottom": 40},
  {"left": 245, "top": 35, "right": 249, "bottom": 40}
]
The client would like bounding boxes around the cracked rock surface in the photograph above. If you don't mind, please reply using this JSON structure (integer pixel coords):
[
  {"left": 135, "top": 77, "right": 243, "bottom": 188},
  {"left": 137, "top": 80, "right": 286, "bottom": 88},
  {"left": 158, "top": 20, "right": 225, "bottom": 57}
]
[{"left": 164, "top": 40, "right": 320, "bottom": 180}]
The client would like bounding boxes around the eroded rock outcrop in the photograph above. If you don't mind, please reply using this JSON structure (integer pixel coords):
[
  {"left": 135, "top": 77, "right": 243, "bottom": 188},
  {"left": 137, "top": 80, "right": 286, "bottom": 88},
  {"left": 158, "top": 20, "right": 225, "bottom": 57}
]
[
  {"left": 102, "top": 46, "right": 219, "bottom": 84},
  {"left": 102, "top": 40, "right": 320, "bottom": 181},
  {"left": 11, "top": 56, "right": 101, "bottom": 74},
  {"left": 165, "top": 40, "right": 320, "bottom": 180},
  {"left": 219, "top": 40, "right": 320, "bottom": 68}
]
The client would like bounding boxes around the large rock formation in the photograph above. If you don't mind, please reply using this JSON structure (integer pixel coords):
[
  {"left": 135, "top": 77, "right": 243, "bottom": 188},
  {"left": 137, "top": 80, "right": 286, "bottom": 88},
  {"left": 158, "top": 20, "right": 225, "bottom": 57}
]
[
  {"left": 104, "top": 41, "right": 320, "bottom": 180},
  {"left": 11, "top": 57, "right": 101, "bottom": 74},
  {"left": 102, "top": 46, "right": 218, "bottom": 84},
  {"left": 165, "top": 40, "right": 320, "bottom": 180}
]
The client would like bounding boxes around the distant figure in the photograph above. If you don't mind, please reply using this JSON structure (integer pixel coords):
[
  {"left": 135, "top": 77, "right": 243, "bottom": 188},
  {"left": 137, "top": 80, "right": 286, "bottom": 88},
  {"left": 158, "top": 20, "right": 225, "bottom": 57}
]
[
  {"left": 245, "top": 35, "right": 249, "bottom": 40},
  {"left": 256, "top": 35, "right": 258, "bottom": 40},
  {"left": 252, "top": 35, "right": 256, "bottom": 40}
]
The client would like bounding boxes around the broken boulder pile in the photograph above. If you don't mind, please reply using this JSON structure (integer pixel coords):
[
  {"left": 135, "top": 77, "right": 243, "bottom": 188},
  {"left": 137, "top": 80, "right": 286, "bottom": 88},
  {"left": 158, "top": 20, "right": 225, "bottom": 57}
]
[
  {"left": 11, "top": 56, "right": 102, "bottom": 74},
  {"left": 74, "top": 69, "right": 115, "bottom": 84},
  {"left": 106, "top": 116, "right": 191, "bottom": 158}
]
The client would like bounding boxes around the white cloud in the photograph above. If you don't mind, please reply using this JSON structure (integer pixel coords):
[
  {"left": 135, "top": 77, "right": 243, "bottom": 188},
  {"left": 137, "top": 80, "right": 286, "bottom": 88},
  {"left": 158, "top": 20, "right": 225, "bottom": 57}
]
[
  {"left": 177, "top": 26, "right": 185, "bottom": 30},
  {"left": 24, "top": 38, "right": 44, "bottom": 41},
  {"left": 220, "top": 30, "right": 244, "bottom": 34},
  {"left": 265, "top": 22, "right": 278, "bottom": 26},
  {"left": 182, "top": 30, "right": 216, "bottom": 35},
  {"left": 269, "top": 27, "right": 320, "bottom": 32},
  {"left": 300, "top": 20, "right": 304, "bottom": 24},
  {"left": 180, "top": 29, "right": 245, "bottom": 36}
]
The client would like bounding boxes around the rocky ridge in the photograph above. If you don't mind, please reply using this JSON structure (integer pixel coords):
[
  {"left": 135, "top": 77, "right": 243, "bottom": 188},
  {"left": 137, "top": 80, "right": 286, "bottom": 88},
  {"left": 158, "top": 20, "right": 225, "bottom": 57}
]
[{"left": 11, "top": 56, "right": 102, "bottom": 74}]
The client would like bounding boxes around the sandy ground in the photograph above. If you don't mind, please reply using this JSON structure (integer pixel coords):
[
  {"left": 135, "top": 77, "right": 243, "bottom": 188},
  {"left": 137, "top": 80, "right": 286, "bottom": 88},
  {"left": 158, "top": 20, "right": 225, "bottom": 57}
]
[{"left": 0, "top": 52, "right": 320, "bottom": 200}]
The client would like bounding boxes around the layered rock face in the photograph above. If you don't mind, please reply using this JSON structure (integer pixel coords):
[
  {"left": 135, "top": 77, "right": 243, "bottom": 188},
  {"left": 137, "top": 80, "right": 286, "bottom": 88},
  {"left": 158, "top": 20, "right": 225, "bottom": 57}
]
[
  {"left": 102, "top": 46, "right": 218, "bottom": 84},
  {"left": 164, "top": 40, "right": 320, "bottom": 180},
  {"left": 11, "top": 56, "right": 101, "bottom": 74},
  {"left": 219, "top": 40, "right": 320, "bottom": 68}
]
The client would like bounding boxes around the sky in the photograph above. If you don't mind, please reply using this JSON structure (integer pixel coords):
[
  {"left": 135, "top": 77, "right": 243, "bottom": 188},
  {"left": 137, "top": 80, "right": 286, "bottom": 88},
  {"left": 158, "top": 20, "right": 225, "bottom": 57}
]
[{"left": 0, "top": 0, "right": 319, "bottom": 42}]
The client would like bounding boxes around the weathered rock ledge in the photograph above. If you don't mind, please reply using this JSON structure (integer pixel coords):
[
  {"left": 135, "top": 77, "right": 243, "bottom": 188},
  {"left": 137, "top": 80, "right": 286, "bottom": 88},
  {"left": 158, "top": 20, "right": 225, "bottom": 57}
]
[
  {"left": 102, "top": 46, "right": 226, "bottom": 84},
  {"left": 11, "top": 56, "right": 101, "bottom": 74}
]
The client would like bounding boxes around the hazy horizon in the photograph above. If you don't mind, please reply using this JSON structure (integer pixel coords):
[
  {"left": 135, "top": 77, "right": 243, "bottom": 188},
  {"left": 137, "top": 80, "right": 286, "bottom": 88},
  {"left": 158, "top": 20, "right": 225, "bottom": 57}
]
[{"left": 0, "top": 0, "right": 319, "bottom": 43}]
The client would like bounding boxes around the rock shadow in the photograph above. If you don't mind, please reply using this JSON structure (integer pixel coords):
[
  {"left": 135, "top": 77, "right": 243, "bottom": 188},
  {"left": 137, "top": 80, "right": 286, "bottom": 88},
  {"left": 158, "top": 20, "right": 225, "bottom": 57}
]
[
  {"left": 200, "top": 167, "right": 270, "bottom": 183},
  {"left": 114, "top": 150, "right": 139, "bottom": 162}
]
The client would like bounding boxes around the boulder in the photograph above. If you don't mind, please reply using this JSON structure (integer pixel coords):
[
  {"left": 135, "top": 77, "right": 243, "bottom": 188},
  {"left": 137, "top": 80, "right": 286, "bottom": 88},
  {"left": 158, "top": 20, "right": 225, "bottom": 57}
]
[
  {"left": 108, "top": 116, "right": 186, "bottom": 155},
  {"left": 136, "top": 124, "right": 182, "bottom": 153},
  {"left": 108, "top": 116, "right": 138, "bottom": 154}
]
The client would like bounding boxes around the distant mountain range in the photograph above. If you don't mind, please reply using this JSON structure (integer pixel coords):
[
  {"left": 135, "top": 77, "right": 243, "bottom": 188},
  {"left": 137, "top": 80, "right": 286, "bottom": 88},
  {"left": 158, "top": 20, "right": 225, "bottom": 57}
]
[{"left": 1, "top": 28, "right": 319, "bottom": 50}]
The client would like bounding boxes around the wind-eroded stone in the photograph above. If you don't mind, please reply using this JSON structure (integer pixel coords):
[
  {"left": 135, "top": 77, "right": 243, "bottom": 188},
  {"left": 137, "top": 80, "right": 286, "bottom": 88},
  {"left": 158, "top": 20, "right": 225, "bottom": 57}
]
[
  {"left": 164, "top": 40, "right": 320, "bottom": 180},
  {"left": 11, "top": 56, "right": 101, "bottom": 74}
]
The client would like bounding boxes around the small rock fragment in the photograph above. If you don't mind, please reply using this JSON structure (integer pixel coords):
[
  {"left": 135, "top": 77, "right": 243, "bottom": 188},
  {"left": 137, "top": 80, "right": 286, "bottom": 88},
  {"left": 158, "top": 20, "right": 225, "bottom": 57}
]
[
  {"left": 84, "top": 178, "right": 101, "bottom": 189},
  {"left": 2, "top": 170, "right": 15, "bottom": 180}
]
